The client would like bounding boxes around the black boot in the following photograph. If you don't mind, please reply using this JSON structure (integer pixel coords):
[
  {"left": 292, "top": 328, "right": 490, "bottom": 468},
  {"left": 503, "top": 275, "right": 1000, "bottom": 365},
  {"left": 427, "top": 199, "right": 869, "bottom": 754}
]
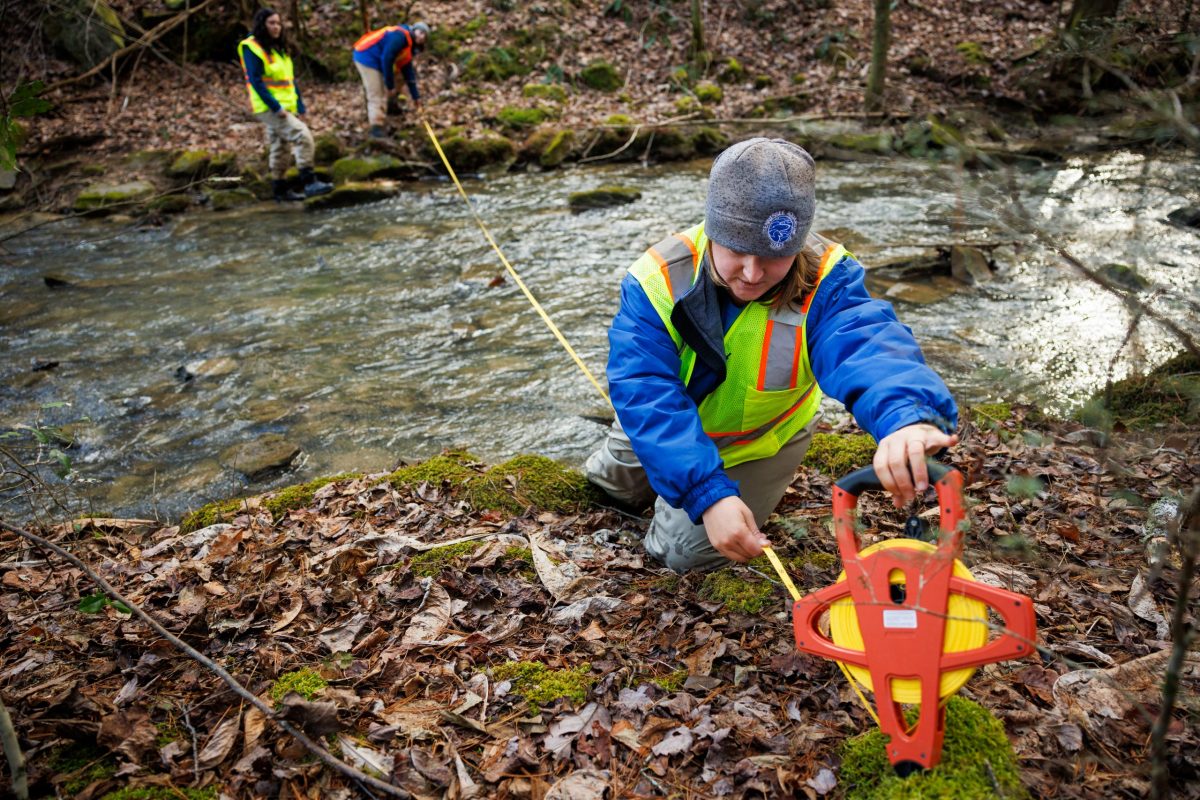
[
  {"left": 369, "top": 124, "right": 387, "bottom": 139},
  {"left": 299, "top": 167, "right": 333, "bottom": 198},
  {"left": 272, "top": 179, "right": 304, "bottom": 202}
]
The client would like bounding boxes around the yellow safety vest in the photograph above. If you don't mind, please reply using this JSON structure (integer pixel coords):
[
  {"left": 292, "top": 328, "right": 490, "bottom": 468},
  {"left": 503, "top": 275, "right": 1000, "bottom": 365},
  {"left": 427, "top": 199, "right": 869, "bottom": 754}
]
[
  {"left": 237, "top": 36, "right": 298, "bottom": 114},
  {"left": 629, "top": 223, "right": 846, "bottom": 469}
]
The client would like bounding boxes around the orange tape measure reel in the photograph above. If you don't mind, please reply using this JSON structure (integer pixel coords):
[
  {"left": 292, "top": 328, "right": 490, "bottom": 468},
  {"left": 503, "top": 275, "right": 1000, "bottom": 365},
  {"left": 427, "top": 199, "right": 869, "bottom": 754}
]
[{"left": 792, "top": 462, "right": 1038, "bottom": 774}]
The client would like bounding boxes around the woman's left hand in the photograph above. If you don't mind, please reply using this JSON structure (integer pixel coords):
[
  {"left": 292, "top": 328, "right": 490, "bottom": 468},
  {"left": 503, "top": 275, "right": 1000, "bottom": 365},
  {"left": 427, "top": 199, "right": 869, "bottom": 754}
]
[{"left": 874, "top": 423, "right": 959, "bottom": 508}]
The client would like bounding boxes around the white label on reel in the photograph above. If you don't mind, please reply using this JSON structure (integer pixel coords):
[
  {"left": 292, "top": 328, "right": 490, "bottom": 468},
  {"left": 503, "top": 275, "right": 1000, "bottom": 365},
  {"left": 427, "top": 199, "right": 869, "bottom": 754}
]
[{"left": 883, "top": 609, "right": 918, "bottom": 629}]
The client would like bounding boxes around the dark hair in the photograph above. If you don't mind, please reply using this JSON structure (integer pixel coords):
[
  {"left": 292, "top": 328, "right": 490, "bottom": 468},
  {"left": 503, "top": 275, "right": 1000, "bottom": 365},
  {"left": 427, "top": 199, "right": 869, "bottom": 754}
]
[{"left": 251, "top": 8, "right": 286, "bottom": 54}]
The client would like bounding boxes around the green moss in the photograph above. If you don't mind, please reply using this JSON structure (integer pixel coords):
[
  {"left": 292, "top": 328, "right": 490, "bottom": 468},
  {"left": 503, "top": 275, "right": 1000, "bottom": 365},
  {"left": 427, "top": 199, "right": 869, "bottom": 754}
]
[
  {"left": 503, "top": 544, "right": 537, "bottom": 579},
  {"left": 653, "top": 668, "right": 688, "bottom": 692},
  {"left": 522, "top": 83, "right": 568, "bottom": 102},
  {"left": 840, "top": 696, "right": 1029, "bottom": 800},
  {"left": 165, "top": 149, "right": 212, "bottom": 179},
  {"left": 270, "top": 668, "right": 327, "bottom": 702},
  {"left": 754, "top": 74, "right": 775, "bottom": 89},
  {"left": 568, "top": 184, "right": 642, "bottom": 211},
  {"left": 695, "top": 81, "right": 724, "bottom": 104},
  {"left": 955, "top": 41, "right": 989, "bottom": 65},
  {"left": 331, "top": 155, "right": 406, "bottom": 184},
  {"left": 497, "top": 105, "right": 548, "bottom": 130},
  {"left": 208, "top": 152, "right": 237, "bottom": 176},
  {"left": 99, "top": 786, "right": 219, "bottom": 800},
  {"left": 440, "top": 131, "right": 516, "bottom": 172},
  {"left": 691, "top": 126, "right": 730, "bottom": 155},
  {"left": 468, "top": 454, "right": 599, "bottom": 513},
  {"left": 262, "top": 473, "right": 362, "bottom": 520},
  {"left": 313, "top": 133, "right": 344, "bottom": 165},
  {"left": 410, "top": 541, "right": 479, "bottom": 577},
  {"left": 700, "top": 568, "right": 775, "bottom": 614},
  {"left": 802, "top": 433, "right": 877, "bottom": 477},
  {"left": 718, "top": 57, "right": 745, "bottom": 83},
  {"left": 579, "top": 60, "right": 623, "bottom": 91},
  {"left": 1085, "top": 351, "right": 1200, "bottom": 427},
  {"left": 675, "top": 95, "right": 701, "bottom": 115},
  {"left": 970, "top": 403, "right": 1013, "bottom": 429},
  {"left": 828, "top": 131, "right": 895, "bottom": 154},
  {"left": 492, "top": 661, "right": 594, "bottom": 709},
  {"left": 179, "top": 497, "right": 249, "bottom": 534},
  {"left": 207, "top": 188, "right": 256, "bottom": 211},
  {"left": 606, "top": 113, "right": 633, "bottom": 127},
  {"left": 789, "top": 551, "right": 838, "bottom": 571},
  {"left": 386, "top": 451, "right": 479, "bottom": 492},
  {"left": 73, "top": 181, "right": 156, "bottom": 213},
  {"left": 50, "top": 742, "right": 116, "bottom": 795},
  {"left": 530, "top": 128, "right": 572, "bottom": 167},
  {"left": 462, "top": 46, "right": 535, "bottom": 82},
  {"left": 149, "top": 193, "right": 191, "bottom": 214},
  {"left": 428, "top": 15, "right": 487, "bottom": 60}
]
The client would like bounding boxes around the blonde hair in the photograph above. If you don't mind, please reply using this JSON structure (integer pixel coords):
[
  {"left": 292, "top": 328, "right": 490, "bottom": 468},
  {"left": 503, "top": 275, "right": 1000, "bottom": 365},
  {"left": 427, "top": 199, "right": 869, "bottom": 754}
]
[{"left": 706, "top": 240, "right": 824, "bottom": 310}]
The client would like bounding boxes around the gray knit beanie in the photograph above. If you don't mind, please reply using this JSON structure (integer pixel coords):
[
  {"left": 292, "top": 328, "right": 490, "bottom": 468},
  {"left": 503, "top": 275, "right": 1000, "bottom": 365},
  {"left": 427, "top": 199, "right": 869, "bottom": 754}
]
[
  {"left": 412, "top": 21, "right": 430, "bottom": 38},
  {"left": 704, "top": 138, "right": 816, "bottom": 258}
]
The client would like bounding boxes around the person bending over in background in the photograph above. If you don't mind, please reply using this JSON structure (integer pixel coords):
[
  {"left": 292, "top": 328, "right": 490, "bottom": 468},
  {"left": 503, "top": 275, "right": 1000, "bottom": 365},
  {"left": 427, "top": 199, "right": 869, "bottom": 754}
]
[
  {"left": 586, "top": 138, "right": 959, "bottom": 573},
  {"left": 237, "top": 7, "right": 333, "bottom": 202},
  {"left": 352, "top": 22, "right": 429, "bottom": 139}
]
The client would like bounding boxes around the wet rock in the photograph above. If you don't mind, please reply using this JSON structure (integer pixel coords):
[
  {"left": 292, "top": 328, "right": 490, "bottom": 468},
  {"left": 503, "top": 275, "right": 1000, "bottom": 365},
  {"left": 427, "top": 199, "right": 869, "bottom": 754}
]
[
  {"left": 43, "top": 274, "right": 76, "bottom": 289},
  {"left": 166, "top": 149, "right": 212, "bottom": 180},
  {"left": 691, "top": 126, "right": 731, "bottom": 156},
  {"left": 220, "top": 434, "right": 301, "bottom": 481},
  {"left": 313, "top": 133, "right": 345, "bottom": 165},
  {"left": 180, "top": 357, "right": 238, "bottom": 380},
  {"left": 304, "top": 181, "right": 399, "bottom": 211},
  {"left": 883, "top": 279, "right": 957, "bottom": 305},
  {"left": 568, "top": 185, "right": 642, "bottom": 212},
  {"left": 950, "top": 246, "right": 993, "bottom": 284},
  {"left": 73, "top": 181, "right": 155, "bottom": 215},
  {"left": 208, "top": 188, "right": 257, "bottom": 211},
  {"left": 331, "top": 155, "right": 408, "bottom": 184},
  {"left": 579, "top": 60, "right": 622, "bottom": 92},
  {"left": 0, "top": 169, "right": 16, "bottom": 191},
  {"left": 1099, "top": 263, "right": 1149, "bottom": 290},
  {"left": 440, "top": 131, "right": 516, "bottom": 172},
  {"left": 149, "top": 194, "right": 192, "bottom": 215},
  {"left": 46, "top": 0, "right": 124, "bottom": 70},
  {"left": 1166, "top": 205, "right": 1200, "bottom": 229}
]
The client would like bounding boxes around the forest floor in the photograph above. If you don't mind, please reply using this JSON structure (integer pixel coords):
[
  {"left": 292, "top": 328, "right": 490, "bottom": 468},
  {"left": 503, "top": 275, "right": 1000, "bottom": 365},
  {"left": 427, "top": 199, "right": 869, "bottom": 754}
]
[
  {"left": 1, "top": 404, "right": 1198, "bottom": 799},
  {"left": 13, "top": 0, "right": 1193, "bottom": 170}
]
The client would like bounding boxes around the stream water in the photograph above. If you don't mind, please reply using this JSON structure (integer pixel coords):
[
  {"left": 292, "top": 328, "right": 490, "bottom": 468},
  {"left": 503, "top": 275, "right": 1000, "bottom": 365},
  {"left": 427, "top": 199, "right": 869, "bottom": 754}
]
[{"left": 2, "top": 149, "right": 1197, "bottom": 524}]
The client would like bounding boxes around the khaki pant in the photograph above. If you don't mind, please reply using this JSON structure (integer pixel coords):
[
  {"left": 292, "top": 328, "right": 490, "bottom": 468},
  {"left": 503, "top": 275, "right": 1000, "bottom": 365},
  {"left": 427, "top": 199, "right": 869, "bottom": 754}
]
[
  {"left": 355, "top": 62, "right": 388, "bottom": 126},
  {"left": 254, "top": 110, "right": 315, "bottom": 179},
  {"left": 585, "top": 418, "right": 817, "bottom": 573}
]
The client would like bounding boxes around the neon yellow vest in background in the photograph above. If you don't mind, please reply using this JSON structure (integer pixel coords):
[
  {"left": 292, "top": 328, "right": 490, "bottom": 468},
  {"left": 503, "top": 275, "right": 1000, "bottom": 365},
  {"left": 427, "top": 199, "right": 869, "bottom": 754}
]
[
  {"left": 629, "top": 223, "right": 846, "bottom": 469},
  {"left": 237, "top": 37, "right": 298, "bottom": 114}
]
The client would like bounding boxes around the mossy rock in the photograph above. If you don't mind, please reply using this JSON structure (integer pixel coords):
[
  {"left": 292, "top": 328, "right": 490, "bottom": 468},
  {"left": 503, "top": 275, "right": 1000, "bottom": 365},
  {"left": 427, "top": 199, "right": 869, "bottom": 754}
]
[
  {"left": 496, "top": 105, "right": 548, "bottom": 131},
  {"left": 73, "top": 180, "right": 156, "bottom": 214},
  {"left": 644, "top": 127, "right": 695, "bottom": 161},
  {"left": 165, "top": 149, "right": 212, "bottom": 180},
  {"left": 440, "top": 131, "right": 516, "bottom": 172},
  {"left": 386, "top": 450, "right": 480, "bottom": 492},
  {"left": 802, "top": 433, "right": 877, "bottom": 477},
  {"left": 262, "top": 473, "right": 363, "bottom": 520},
  {"left": 538, "top": 129, "right": 575, "bottom": 168},
  {"left": 955, "top": 41, "right": 989, "bottom": 65},
  {"left": 331, "top": 155, "right": 407, "bottom": 184},
  {"left": 149, "top": 193, "right": 191, "bottom": 214},
  {"left": 491, "top": 661, "right": 594, "bottom": 709},
  {"left": 462, "top": 46, "right": 536, "bottom": 82},
  {"left": 178, "top": 497, "right": 252, "bottom": 534},
  {"left": 753, "top": 74, "right": 775, "bottom": 89},
  {"left": 313, "top": 133, "right": 345, "bottom": 165},
  {"left": 207, "top": 188, "right": 257, "bottom": 211},
  {"left": 284, "top": 166, "right": 333, "bottom": 184},
  {"left": 826, "top": 131, "right": 895, "bottom": 155},
  {"left": 1099, "top": 262, "right": 1150, "bottom": 290},
  {"left": 98, "top": 786, "right": 218, "bottom": 800},
  {"left": 46, "top": 0, "right": 124, "bottom": 70},
  {"left": 410, "top": 541, "right": 480, "bottom": 577},
  {"left": 751, "top": 92, "right": 812, "bottom": 117},
  {"left": 718, "top": 57, "right": 745, "bottom": 83},
  {"left": 304, "top": 181, "right": 398, "bottom": 211},
  {"left": 568, "top": 185, "right": 641, "bottom": 211},
  {"left": 695, "top": 81, "right": 724, "bottom": 105},
  {"left": 1083, "top": 351, "right": 1200, "bottom": 428},
  {"left": 690, "top": 126, "right": 731, "bottom": 156},
  {"left": 579, "top": 60, "right": 623, "bottom": 92},
  {"left": 700, "top": 567, "right": 775, "bottom": 614},
  {"left": 840, "top": 696, "right": 1029, "bottom": 800},
  {"left": 522, "top": 83, "right": 568, "bottom": 103}
]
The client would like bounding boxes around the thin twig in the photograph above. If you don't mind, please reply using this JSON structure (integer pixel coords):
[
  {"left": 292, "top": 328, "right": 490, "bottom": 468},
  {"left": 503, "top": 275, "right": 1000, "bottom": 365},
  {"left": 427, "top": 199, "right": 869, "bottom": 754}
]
[
  {"left": 0, "top": 518, "right": 413, "bottom": 799},
  {"left": 181, "top": 705, "right": 200, "bottom": 786},
  {"left": 0, "top": 695, "right": 28, "bottom": 800}
]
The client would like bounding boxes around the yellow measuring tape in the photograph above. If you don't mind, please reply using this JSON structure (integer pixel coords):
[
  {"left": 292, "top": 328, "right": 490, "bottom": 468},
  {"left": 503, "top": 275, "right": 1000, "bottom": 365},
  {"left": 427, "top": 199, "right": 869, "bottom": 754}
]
[{"left": 421, "top": 119, "right": 610, "bottom": 406}]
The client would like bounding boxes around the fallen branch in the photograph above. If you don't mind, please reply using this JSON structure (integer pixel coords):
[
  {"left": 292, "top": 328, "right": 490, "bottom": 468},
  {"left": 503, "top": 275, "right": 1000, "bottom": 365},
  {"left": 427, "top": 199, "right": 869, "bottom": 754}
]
[
  {"left": 0, "top": 518, "right": 412, "bottom": 799},
  {"left": 46, "top": 0, "right": 219, "bottom": 94},
  {"left": 0, "top": 695, "right": 28, "bottom": 800}
]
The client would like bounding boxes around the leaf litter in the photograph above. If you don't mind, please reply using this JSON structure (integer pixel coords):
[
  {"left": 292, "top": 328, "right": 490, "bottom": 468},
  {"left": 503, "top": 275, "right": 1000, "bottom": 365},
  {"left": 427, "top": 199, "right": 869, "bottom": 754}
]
[{"left": 0, "top": 405, "right": 1198, "bottom": 798}]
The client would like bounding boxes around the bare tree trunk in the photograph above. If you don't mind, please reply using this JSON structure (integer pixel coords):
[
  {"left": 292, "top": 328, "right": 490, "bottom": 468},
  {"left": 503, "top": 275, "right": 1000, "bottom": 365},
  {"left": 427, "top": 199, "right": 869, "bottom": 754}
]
[
  {"left": 359, "top": 0, "right": 371, "bottom": 33},
  {"left": 864, "top": 0, "right": 892, "bottom": 113},
  {"left": 690, "top": 0, "right": 705, "bottom": 57}
]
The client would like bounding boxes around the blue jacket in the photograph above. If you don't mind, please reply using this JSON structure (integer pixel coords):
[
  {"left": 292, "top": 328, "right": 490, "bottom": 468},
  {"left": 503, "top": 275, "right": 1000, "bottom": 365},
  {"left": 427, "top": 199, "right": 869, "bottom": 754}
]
[
  {"left": 241, "top": 46, "right": 306, "bottom": 115},
  {"left": 606, "top": 248, "right": 958, "bottom": 523},
  {"left": 352, "top": 26, "right": 420, "bottom": 99}
]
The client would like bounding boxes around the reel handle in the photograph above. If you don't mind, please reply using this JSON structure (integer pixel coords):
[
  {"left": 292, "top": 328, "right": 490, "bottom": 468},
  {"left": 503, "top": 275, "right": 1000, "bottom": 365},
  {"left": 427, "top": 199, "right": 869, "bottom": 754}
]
[{"left": 831, "top": 460, "right": 965, "bottom": 563}]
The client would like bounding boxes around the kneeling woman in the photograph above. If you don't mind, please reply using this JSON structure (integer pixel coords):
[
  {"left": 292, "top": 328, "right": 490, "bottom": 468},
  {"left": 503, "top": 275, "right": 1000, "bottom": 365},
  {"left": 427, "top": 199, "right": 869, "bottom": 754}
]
[
  {"left": 237, "top": 8, "right": 332, "bottom": 201},
  {"left": 586, "top": 138, "right": 959, "bottom": 573}
]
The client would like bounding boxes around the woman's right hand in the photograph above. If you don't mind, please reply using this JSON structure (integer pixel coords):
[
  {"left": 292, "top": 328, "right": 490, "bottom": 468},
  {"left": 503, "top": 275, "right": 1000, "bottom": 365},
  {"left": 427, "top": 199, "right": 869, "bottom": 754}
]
[{"left": 702, "top": 496, "right": 770, "bottom": 562}]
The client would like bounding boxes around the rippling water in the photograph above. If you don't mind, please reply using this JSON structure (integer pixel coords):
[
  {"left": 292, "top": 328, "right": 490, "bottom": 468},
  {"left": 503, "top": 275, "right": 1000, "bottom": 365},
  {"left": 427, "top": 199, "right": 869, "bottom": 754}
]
[{"left": 2, "top": 150, "right": 1196, "bottom": 523}]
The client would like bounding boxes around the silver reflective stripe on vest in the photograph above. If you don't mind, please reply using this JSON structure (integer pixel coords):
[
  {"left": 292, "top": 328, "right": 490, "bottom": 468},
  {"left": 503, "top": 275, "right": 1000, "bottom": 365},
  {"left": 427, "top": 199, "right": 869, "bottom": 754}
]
[
  {"left": 649, "top": 234, "right": 699, "bottom": 302},
  {"left": 761, "top": 304, "right": 807, "bottom": 390},
  {"left": 707, "top": 382, "right": 818, "bottom": 449}
]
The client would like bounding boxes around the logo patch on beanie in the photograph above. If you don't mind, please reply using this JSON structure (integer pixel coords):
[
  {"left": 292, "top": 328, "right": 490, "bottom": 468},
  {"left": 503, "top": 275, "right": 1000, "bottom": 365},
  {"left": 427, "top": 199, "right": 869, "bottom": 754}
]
[{"left": 764, "top": 210, "right": 797, "bottom": 250}]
